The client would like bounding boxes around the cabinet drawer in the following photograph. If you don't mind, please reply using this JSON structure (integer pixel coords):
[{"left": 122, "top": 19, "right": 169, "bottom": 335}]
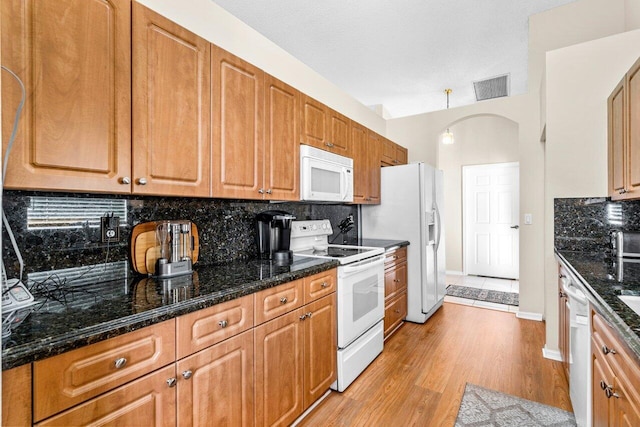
[
  {"left": 255, "top": 279, "right": 304, "bottom": 325},
  {"left": 384, "top": 262, "right": 407, "bottom": 301},
  {"left": 176, "top": 294, "right": 254, "bottom": 359},
  {"left": 304, "top": 269, "right": 337, "bottom": 304},
  {"left": 384, "top": 291, "right": 407, "bottom": 338},
  {"left": 591, "top": 311, "right": 640, "bottom": 395},
  {"left": 33, "top": 319, "right": 176, "bottom": 422},
  {"left": 36, "top": 365, "right": 176, "bottom": 427},
  {"left": 384, "top": 247, "right": 407, "bottom": 267}
]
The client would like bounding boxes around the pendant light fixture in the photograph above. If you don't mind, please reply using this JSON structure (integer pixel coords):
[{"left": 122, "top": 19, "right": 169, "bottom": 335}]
[{"left": 442, "top": 88, "right": 454, "bottom": 145}]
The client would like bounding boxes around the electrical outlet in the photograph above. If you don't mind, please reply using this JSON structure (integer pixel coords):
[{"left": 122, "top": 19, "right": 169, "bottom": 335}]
[{"left": 101, "top": 215, "right": 120, "bottom": 242}]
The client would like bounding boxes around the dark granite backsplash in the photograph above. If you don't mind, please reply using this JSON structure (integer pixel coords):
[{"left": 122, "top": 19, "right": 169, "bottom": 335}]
[
  {"left": 554, "top": 197, "right": 640, "bottom": 253},
  {"left": 1, "top": 191, "right": 358, "bottom": 277}
]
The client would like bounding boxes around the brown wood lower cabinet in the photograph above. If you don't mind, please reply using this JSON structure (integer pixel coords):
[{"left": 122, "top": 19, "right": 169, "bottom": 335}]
[
  {"left": 9, "top": 269, "right": 337, "bottom": 427},
  {"left": 255, "top": 292, "right": 337, "bottom": 427},
  {"left": 177, "top": 330, "right": 254, "bottom": 427},
  {"left": 36, "top": 365, "right": 177, "bottom": 427},
  {"left": 591, "top": 309, "right": 640, "bottom": 426},
  {"left": 383, "top": 247, "right": 407, "bottom": 339},
  {"left": 2, "top": 364, "right": 32, "bottom": 426}
]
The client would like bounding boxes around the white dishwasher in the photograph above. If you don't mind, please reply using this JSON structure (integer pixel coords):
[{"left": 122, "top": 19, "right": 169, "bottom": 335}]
[{"left": 560, "top": 265, "right": 591, "bottom": 427}]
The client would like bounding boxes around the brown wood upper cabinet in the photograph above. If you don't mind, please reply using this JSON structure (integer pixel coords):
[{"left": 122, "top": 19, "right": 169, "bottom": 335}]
[
  {"left": 352, "top": 123, "right": 381, "bottom": 204},
  {"left": 381, "top": 137, "right": 408, "bottom": 166},
  {"left": 1, "top": 0, "right": 132, "bottom": 193},
  {"left": 132, "top": 3, "right": 211, "bottom": 197},
  {"left": 609, "top": 57, "right": 640, "bottom": 200},
  {"left": 212, "top": 47, "right": 300, "bottom": 200},
  {"left": 300, "top": 95, "right": 352, "bottom": 157}
]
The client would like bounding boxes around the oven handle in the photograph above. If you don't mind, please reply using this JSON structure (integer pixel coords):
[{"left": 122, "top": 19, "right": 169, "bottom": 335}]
[{"left": 341, "top": 256, "right": 384, "bottom": 274}]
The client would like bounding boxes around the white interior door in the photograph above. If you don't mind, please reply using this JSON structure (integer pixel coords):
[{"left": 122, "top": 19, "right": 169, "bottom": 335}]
[{"left": 463, "top": 162, "right": 519, "bottom": 279}]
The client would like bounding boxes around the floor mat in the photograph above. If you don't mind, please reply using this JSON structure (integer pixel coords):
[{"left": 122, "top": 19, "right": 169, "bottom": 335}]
[
  {"left": 455, "top": 383, "right": 576, "bottom": 426},
  {"left": 446, "top": 284, "right": 519, "bottom": 306}
]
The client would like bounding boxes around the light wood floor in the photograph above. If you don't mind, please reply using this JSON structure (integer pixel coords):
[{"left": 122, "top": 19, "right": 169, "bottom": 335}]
[{"left": 299, "top": 302, "right": 571, "bottom": 427}]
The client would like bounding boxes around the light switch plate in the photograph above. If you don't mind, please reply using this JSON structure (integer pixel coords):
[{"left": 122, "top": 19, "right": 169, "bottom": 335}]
[{"left": 524, "top": 213, "right": 532, "bottom": 225}]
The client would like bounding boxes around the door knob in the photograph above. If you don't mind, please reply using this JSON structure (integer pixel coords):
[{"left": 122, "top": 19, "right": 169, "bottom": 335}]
[{"left": 510, "top": 225, "right": 520, "bottom": 229}]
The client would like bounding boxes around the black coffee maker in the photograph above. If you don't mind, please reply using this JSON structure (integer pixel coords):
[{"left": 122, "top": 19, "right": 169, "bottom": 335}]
[{"left": 256, "top": 210, "right": 296, "bottom": 264}]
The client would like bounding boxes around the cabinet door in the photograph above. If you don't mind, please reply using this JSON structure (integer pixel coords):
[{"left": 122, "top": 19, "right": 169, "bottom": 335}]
[
  {"left": 352, "top": 122, "right": 369, "bottom": 203},
  {"left": 212, "top": 45, "right": 264, "bottom": 199},
  {"left": 328, "top": 109, "right": 351, "bottom": 157},
  {"left": 626, "top": 58, "right": 640, "bottom": 199},
  {"left": 265, "top": 75, "right": 300, "bottom": 201},
  {"left": 592, "top": 349, "right": 613, "bottom": 427},
  {"left": 36, "top": 365, "right": 176, "bottom": 427},
  {"left": 303, "top": 269, "right": 337, "bottom": 304},
  {"left": 132, "top": 3, "right": 211, "bottom": 197},
  {"left": 381, "top": 137, "right": 396, "bottom": 166},
  {"left": 303, "top": 294, "right": 337, "bottom": 409},
  {"left": 367, "top": 132, "right": 382, "bottom": 203},
  {"left": 396, "top": 145, "right": 408, "bottom": 165},
  {"left": 1, "top": 0, "right": 131, "bottom": 193},
  {"left": 177, "top": 330, "right": 254, "bottom": 427},
  {"left": 300, "top": 95, "right": 329, "bottom": 151},
  {"left": 613, "top": 376, "right": 640, "bottom": 427},
  {"left": 2, "top": 364, "right": 31, "bottom": 427},
  {"left": 609, "top": 77, "right": 627, "bottom": 199},
  {"left": 254, "top": 308, "right": 305, "bottom": 427},
  {"left": 384, "top": 291, "right": 407, "bottom": 338}
]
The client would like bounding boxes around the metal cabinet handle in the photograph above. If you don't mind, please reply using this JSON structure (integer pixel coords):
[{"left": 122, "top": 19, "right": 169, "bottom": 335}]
[
  {"left": 218, "top": 320, "right": 228, "bottom": 328},
  {"left": 258, "top": 188, "right": 265, "bottom": 194},
  {"left": 559, "top": 291, "right": 565, "bottom": 298},
  {"left": 167, "top": 377, "right": 177, "bottom": 388},
  {"left": 280, "top": 297, "right": 288, "bottom": 304},
  {"left": 558, "top": 274, "right": 566, "bottom": 279},
  {"left": 325, "top": 142, "right": 335, "bottom": 148},
  {"left": 321, "top": 282, "right": 329, "bottom": 288},
  {"left": 299, "top": 314, "right": 307, "bottom": 320},
  {"left": 394, "top": 279, "right": 400, "bottom": 283},
  {"left": 619, "top": 189, "right": 627, "bottom": 194},
  {"left": 394, "top": 309, "right": 401, "bottom": 314},
  {"left": 137, "top": 177, "right": 147, "bottom": 185},
  {"left": 600, "top": 380, "right": 608, "bottom": 390},
  {"left": 114, "top": 357, "right": 127, "bottom": 369},
  {"left": 602, "top": 345, "right": 617, "bottom": 355},
  {"left": 306, "top": 312, "right": 313, "bottom": 318},
  {"left": 120, "top": 177, "right": 131, "bottom": 185},
  {"left": 182, "top": 370, "right": 193, "bottom": 380},
  {"left": 266, "top": 189, "right": 272, "bottom": 194},
  {"left": 605, "top": 387, "right": 620, "bottom": 399}
]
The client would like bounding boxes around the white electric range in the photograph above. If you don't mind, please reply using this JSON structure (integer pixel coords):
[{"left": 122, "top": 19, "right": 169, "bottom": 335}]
[{"left": 290, "top": 219, "right": 385, "bottom": 392}]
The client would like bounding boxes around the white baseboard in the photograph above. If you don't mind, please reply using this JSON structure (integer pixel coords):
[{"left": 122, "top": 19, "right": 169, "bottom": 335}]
[
  {"left": 542, "top": 346, "right": 562, "bottom": 361},
  {"left": 516, "top": 311, "right": 543, "bottom": 321},
  {"left": 446, "top": 270, "right": 464, "bottom": 276}
]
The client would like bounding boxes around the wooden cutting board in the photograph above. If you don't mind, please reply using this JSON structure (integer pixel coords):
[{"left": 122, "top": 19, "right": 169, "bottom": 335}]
[{"left": 130, "top": 221, "right": 199, "bottom": 275}]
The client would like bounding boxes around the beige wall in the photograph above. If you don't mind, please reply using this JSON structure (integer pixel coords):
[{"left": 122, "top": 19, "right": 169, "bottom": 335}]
[
  {"left": 528, "top": 0, "right": 626, "bottom": 95},
  {"left": 136, "top": 0, "right": 387, "bottom": 134},
  {"left": 439, "top": 116, "right": 519, "bottom": 273},
  {"left": 544, "top": 29, "right": 640, "bottom": 351}
]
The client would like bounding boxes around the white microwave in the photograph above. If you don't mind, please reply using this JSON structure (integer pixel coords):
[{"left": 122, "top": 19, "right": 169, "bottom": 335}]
[{"left": 300, "top": 145, "right": 354, "bottom": 202}]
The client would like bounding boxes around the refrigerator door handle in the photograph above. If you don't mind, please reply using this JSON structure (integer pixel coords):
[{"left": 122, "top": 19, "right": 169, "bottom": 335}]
[{"left": 434, "top": 203, "right": 442, "bottom": 252}]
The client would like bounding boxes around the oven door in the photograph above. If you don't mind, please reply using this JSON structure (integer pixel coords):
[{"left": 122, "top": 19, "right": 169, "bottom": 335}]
[{"left": 337, "top": 255, "right": 384, "bottom": 348}]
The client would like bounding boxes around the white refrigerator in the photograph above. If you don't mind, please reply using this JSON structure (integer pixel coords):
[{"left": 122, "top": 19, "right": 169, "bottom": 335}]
[{"left": 361, "top": 163, "right": 446, "bottom": 323}]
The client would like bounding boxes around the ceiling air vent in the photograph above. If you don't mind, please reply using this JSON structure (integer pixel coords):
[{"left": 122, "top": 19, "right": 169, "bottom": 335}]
[{"left": 473, "top": 74, "right": 510, "bottom": 101}]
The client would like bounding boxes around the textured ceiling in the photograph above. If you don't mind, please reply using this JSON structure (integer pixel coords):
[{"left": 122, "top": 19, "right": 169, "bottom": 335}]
[{"left": 211, "top": 0, "right": 577, "bottom": 118}]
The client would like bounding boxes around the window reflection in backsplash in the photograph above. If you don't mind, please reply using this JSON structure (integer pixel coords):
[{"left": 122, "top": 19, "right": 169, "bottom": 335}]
[
  {"left": 1, "top": 191, "right": 358, "bottom": 278},
  {"left": 554, "top": 197, "right": 640, "bottom": 253}
]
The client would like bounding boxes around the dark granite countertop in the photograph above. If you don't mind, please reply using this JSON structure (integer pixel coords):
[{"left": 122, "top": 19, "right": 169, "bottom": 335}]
[
  {"left": 1, "top": 257, "right": 338, "bottom": 370},
  {"left": 357, "top": 238, "right": 410, "bottom": 252},
  {"left": 555, "top": 249, "right": 640, "bottom": 360}
]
